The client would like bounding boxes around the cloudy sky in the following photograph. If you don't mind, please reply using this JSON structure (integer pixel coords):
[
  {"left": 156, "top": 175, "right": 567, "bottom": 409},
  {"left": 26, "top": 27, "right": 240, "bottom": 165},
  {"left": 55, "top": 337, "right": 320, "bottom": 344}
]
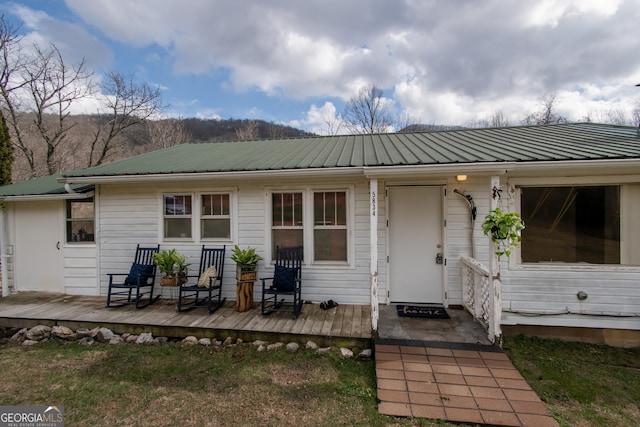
[{"left": 2, "top": 0, "right": 640, "bottom": 133}]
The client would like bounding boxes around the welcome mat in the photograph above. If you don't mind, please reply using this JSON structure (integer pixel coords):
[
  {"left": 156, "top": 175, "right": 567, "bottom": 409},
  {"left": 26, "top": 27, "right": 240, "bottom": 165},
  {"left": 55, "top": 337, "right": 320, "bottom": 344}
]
[{"left": 397, "top": 305, "right": 450, "bottom": 319}]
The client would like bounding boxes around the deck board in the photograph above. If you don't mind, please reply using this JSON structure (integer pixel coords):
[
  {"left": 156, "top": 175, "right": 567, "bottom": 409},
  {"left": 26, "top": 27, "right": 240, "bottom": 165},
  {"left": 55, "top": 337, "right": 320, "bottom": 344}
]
[{"left": 0, "top": 293, "right": 371, "bottom": 347}]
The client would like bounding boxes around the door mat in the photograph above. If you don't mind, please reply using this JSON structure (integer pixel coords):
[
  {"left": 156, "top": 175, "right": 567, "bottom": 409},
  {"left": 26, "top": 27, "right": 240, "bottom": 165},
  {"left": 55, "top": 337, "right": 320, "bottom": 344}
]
[{"left": 397, "top": 305, "right": 450, "bottom": 319}]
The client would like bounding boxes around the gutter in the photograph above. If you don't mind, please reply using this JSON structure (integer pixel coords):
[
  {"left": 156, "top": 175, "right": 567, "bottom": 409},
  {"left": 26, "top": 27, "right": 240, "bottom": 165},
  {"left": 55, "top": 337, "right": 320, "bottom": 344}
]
[
  {"left": 0, "top": 191, "right": 95, "bottom": 202},
  {"left": 57, "top": 167, "right": 365, "bottom": 185}
]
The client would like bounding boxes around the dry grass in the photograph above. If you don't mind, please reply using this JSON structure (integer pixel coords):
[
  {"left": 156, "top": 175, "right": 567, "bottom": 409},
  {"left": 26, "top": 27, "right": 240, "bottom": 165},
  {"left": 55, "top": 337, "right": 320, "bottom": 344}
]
[{"left": 0, "top": 340, "right": 444, "bottom": 427}]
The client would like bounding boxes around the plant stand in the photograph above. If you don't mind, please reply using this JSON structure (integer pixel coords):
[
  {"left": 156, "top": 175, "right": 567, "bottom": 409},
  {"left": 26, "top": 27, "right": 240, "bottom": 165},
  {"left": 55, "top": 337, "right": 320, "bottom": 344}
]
[
  {"left": 236, "top": 280, "right": 254, "bottom": 312},
  {"left": 235, "top": 266, "right": 256, "bottom": 312}
]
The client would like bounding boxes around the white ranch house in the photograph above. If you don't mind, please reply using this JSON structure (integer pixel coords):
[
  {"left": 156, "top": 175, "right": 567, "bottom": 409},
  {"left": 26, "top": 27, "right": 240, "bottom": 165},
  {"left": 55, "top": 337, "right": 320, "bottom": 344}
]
[{"left": 1, "top": 123, "right": 639, "bottom": 346}]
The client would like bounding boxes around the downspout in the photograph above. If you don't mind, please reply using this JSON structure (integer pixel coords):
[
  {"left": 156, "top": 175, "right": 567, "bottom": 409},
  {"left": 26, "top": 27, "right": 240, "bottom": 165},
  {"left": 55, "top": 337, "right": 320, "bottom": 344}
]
[
  {"left": 453, "top": 189, "right": 477, "bottom": 258},
  {"left": 0, "top": 206, "right": 8, "bottom": 297}
]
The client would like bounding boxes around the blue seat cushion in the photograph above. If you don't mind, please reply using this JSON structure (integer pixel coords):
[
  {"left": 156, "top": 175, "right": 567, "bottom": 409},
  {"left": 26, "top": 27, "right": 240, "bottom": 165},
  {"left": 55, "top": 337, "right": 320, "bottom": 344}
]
[
  {"left": 125, "top": 263, "right": 154, "bottom": 286},
  {"left": 272, "top": 265, "right": 297, "bottom": 292}
]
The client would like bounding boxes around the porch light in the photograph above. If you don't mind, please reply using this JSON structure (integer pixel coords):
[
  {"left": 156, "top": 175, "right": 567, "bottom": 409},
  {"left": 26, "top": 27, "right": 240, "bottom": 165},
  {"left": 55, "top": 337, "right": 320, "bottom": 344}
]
[{"left": 456, "top": 175, "right": 467, "bottom": 182}]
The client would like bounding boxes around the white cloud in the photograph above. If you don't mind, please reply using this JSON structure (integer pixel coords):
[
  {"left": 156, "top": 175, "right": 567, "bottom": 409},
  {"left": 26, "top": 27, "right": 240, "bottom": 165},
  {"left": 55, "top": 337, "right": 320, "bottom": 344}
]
[{"left": 6, "top": 0, "right": 640, "bottom": 127}]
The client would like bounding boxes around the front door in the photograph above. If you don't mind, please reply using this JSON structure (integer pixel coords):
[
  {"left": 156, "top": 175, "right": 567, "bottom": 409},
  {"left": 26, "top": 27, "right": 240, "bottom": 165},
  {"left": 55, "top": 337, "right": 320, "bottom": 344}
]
[
  {"left": 388, "top": 186, "right": 444, "bottom": 303},
  {"left": 13, "top": 200, "right": 64, "bottom": 292}
]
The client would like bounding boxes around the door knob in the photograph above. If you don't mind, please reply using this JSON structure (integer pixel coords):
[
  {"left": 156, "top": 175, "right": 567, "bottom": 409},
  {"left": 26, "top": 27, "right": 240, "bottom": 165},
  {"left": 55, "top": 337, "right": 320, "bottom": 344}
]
[{"left": 435, "top": 253, "right": 443, "bottom": 264}]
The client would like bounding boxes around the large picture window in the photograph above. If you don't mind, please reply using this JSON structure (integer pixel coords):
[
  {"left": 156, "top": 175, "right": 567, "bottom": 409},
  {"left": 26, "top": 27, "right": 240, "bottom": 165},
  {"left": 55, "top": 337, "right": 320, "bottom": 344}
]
[
  {"left": 66, "top": 198, "right": 95, "bottom": 243},
  {"left": 164, "top": 194, "right": 192, "bottom": 239},
  {"left": 271, "top": 192, "right": 303, "bottom": 256},
  {"left": 520, "top": 186, "right": 621, "bottom": 264},
  {"left": 201, "top": 193, "right": 230, "bottom": 239},
  {"left": 314, "top": 191, "right": 347, "bottom": 261}
]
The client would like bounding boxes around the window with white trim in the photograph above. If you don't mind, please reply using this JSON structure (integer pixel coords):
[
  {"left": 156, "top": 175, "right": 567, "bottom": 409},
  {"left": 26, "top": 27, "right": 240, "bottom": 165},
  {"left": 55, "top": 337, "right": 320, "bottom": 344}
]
[
  {"left": 163, "top": 194, "right": 192, "bottom": 239},
  {"left": 519, "top": 184, "right": 640, "bottom": 265},
  {"left": 66, "top": 198, "right": 95, "bottom": 243},
  {"left": 269, "top": 189, "right": 350, "bottom": 263},
  {"left": 314, "top": 191, "right": 347, "bottom": 261},
  {"left": 201, "top": 193, "right": 231, "bottom": 239},
  {"left": 271, "top": 192, "right": 303, "bottom": 256}
]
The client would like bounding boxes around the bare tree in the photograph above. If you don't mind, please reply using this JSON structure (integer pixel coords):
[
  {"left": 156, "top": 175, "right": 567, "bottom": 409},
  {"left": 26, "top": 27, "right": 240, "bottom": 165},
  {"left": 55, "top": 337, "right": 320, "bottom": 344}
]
[
  {"left": 0, "top": 18, "right": 94, "bottom": 178},
  {"left": 265, "top": 122, "right": 287, "bottom": 139},
  {"left": 341, "top": 84, "right": 395, "bottom": 134},
  {"left": 146, "top": 117, "right": 191, "bottom": 149},
  {"left": 580, "top": 107, "right": 632, "bottom": 126},
  {"left": 235, "top": 120, "right": 259, "bottom": 140},
  {"left": 318, "top": 105, "right": 343, "bottom": 135},
  {"left": 469, "top": 110, "right": 511, "bottom": 128},
  {"left": 521, "top": 93, "right": 568, "bottom": 125},
  {"left": 86, "top": 71, "right": 164, "bottom": 166}
]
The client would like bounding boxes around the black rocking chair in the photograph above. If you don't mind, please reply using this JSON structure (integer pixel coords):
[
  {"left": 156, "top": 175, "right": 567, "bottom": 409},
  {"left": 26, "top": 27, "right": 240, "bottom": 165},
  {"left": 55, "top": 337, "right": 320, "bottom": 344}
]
[
  {"left": 261, "top": 246, "right": 303, "bottom": 318},
  {"left": 177, "top": 245, "right": 226, "bottom": 314},
  {"left": 106, "top": 244, "right": 160, "bottom": 309}
]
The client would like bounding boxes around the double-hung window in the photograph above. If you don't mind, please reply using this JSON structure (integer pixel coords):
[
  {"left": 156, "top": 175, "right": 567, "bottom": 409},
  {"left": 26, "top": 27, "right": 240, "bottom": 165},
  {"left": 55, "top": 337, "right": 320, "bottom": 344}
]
[
  {"left": 271, "top": 192, "right": 303, "bottom": 255},
  {"left": 270, "top": 189, "right": 350, "bottom": 263},
  {"left": 163, "top": 194, "right": 192, "bottom": 239},
  {"left": 201, "top": 193, "right": 231, "bottom": 239},
  {"left": 314, "top": 191, "right": 347, "bottom": 261}
]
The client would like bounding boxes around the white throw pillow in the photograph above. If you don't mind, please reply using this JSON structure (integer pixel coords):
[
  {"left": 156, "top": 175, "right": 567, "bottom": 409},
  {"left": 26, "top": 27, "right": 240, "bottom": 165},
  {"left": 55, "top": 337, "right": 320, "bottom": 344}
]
[{"left": 197, "top": 266, "right": 218, "bottom": 288}]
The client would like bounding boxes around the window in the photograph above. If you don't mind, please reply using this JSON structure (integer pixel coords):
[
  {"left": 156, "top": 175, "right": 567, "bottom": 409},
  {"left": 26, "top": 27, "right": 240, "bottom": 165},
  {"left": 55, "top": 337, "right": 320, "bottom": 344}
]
[
  {"left": 271, "top": 192, "right": 303, "bottom": 256},
  {"left": 520, "top": 186, "right": 621, "bottom": 264},
  {"left": 66, "top": 198, "right": 95, "bottom": 243},
  {"left": 314, "top": 191, "right": 347, "bottom": 261},
  {"left": 164, "top": 194, "right": 192, "bottom": 239},
  {"left": 269, "top": 189, "right": 350, "bottom": 263},
  {"left": 201, "top": 193, "right": 230, "bottom": 239}
]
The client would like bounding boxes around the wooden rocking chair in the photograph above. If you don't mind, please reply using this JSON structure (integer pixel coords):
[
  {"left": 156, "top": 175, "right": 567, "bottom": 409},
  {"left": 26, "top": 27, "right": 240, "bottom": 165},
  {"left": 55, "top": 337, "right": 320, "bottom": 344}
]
[
  {"left": 261, "top": 246, "right": 303, "bottom": 318},
  {"left": 177, "top": 245, "right": 226, "bottom": 314},
  {"left": 105, "top": 244, "right": 160, "bottom": 309}
]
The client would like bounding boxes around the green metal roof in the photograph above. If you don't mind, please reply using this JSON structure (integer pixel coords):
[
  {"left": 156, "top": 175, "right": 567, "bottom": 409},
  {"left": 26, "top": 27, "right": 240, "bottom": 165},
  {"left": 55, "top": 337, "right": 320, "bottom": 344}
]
[
  {"left": 0, "top": 174, "right": 93, "bottom": 198},
  {"left": 60, "top": 123, "right": 640, "bottom": 179},
  {"left": 1, "top": 123, "right": 639, "bottom": 197}
]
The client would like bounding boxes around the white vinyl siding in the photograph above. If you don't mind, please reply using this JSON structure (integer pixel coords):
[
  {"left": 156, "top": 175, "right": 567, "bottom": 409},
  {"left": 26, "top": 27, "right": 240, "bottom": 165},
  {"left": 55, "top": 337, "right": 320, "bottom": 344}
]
[{"left": 96, "top": 179, "right": 371, "bottom": 304}]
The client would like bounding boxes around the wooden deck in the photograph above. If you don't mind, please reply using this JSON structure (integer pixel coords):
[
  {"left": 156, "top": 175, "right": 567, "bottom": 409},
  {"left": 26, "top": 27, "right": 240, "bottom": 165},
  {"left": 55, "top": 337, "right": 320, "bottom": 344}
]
[{"left": 0, "top": 293, "right": 372, "bottom": 347}]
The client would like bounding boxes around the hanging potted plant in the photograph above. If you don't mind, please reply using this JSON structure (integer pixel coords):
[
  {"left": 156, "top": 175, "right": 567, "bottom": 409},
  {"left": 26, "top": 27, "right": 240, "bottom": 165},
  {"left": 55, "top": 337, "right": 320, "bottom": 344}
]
[
  {"left": 482, "top": 208, "right": 525, "bottom": 257},
  {"left": 231, "top": 245, "right": 263, "bottom": 281},
  {"left": 153, "top": 249, "right": 179, "bottom": 286}
]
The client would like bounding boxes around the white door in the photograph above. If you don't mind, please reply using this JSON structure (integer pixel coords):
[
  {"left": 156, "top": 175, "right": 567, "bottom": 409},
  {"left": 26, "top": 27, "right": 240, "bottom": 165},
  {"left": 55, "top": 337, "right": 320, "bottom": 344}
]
[
  {"left": 13, "top": 201, "right": 64, "bottom": 292},
  {"left": 388, "top": 186, "right": 443, "bottom": 303}
]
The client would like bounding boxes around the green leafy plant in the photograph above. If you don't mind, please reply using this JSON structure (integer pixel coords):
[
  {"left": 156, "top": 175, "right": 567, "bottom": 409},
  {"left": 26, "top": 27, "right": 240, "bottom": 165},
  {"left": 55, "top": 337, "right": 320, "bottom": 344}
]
[
  {"left": 174, "top": 252, "right": 190, "bottom": 276},
  {"left": 152, "top": 249, "right": 189, "bottom": 278},
  {"left": 482, "top": 208, "right": 525, "bottom": 257},
  {"left": 230, "top": 245, "right": 263, "bottom": 268}
]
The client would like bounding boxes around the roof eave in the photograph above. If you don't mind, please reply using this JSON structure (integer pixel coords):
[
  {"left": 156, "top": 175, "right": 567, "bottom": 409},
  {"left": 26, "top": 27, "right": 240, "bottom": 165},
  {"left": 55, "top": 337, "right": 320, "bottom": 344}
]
[{"left": 58, "top": 167, "right": 366, "bottom": 184}]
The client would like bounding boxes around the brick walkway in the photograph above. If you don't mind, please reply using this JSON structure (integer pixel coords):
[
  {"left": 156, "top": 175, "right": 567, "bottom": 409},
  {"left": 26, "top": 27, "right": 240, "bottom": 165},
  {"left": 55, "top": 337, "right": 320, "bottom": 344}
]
[{"left": 375, "top": 341, "right": 559, "bottom": 426}]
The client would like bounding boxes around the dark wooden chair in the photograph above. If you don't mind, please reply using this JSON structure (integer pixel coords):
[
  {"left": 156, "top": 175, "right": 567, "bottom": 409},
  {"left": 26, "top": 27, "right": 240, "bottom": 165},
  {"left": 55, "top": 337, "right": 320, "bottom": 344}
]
[
  {"left": 261, "top": 246, "right": 303, "bottom": 318},
  {"left": 177, "top": 245, "right": 226, "bottom": 314},
  {"left": 106, "top": 244, "right": 160, "bottom": 309}
]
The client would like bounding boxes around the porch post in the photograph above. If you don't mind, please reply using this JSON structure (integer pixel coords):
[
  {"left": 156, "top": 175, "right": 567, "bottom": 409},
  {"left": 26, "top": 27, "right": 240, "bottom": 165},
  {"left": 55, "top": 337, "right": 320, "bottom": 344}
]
[
  {"left": 488, "top": 175, "right": 502, "bottom": 343},
  {"left": 369, "top": 178, "right": 379, "bottom": 332}
]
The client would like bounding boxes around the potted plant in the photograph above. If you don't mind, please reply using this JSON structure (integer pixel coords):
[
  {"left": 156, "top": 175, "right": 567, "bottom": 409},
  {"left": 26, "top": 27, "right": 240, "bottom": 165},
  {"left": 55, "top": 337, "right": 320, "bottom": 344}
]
[
  {"left": 231, "top": 245, "right": 263, "bottom": 281},
  {"left": 174, "top": 252, "right": 191, "bottom": 285},
  {"left": 152, "top": 248, "right": 179, "bottom": 286},
  {"left": 482, "top": 208, "right": 525, "bottom": 257}
]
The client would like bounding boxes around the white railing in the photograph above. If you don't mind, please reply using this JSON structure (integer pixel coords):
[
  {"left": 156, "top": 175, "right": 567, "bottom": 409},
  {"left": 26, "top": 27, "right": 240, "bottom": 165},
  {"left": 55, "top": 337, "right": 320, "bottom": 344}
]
[{"left": 461, "top": 256, "right": 501, "bottom": 343}]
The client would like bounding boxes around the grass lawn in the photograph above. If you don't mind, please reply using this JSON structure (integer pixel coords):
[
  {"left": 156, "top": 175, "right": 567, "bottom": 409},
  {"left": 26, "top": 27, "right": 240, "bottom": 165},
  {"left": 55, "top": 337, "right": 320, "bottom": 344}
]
[{"left": 0, "top": 335, "right": 638, "bottom": 426}]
